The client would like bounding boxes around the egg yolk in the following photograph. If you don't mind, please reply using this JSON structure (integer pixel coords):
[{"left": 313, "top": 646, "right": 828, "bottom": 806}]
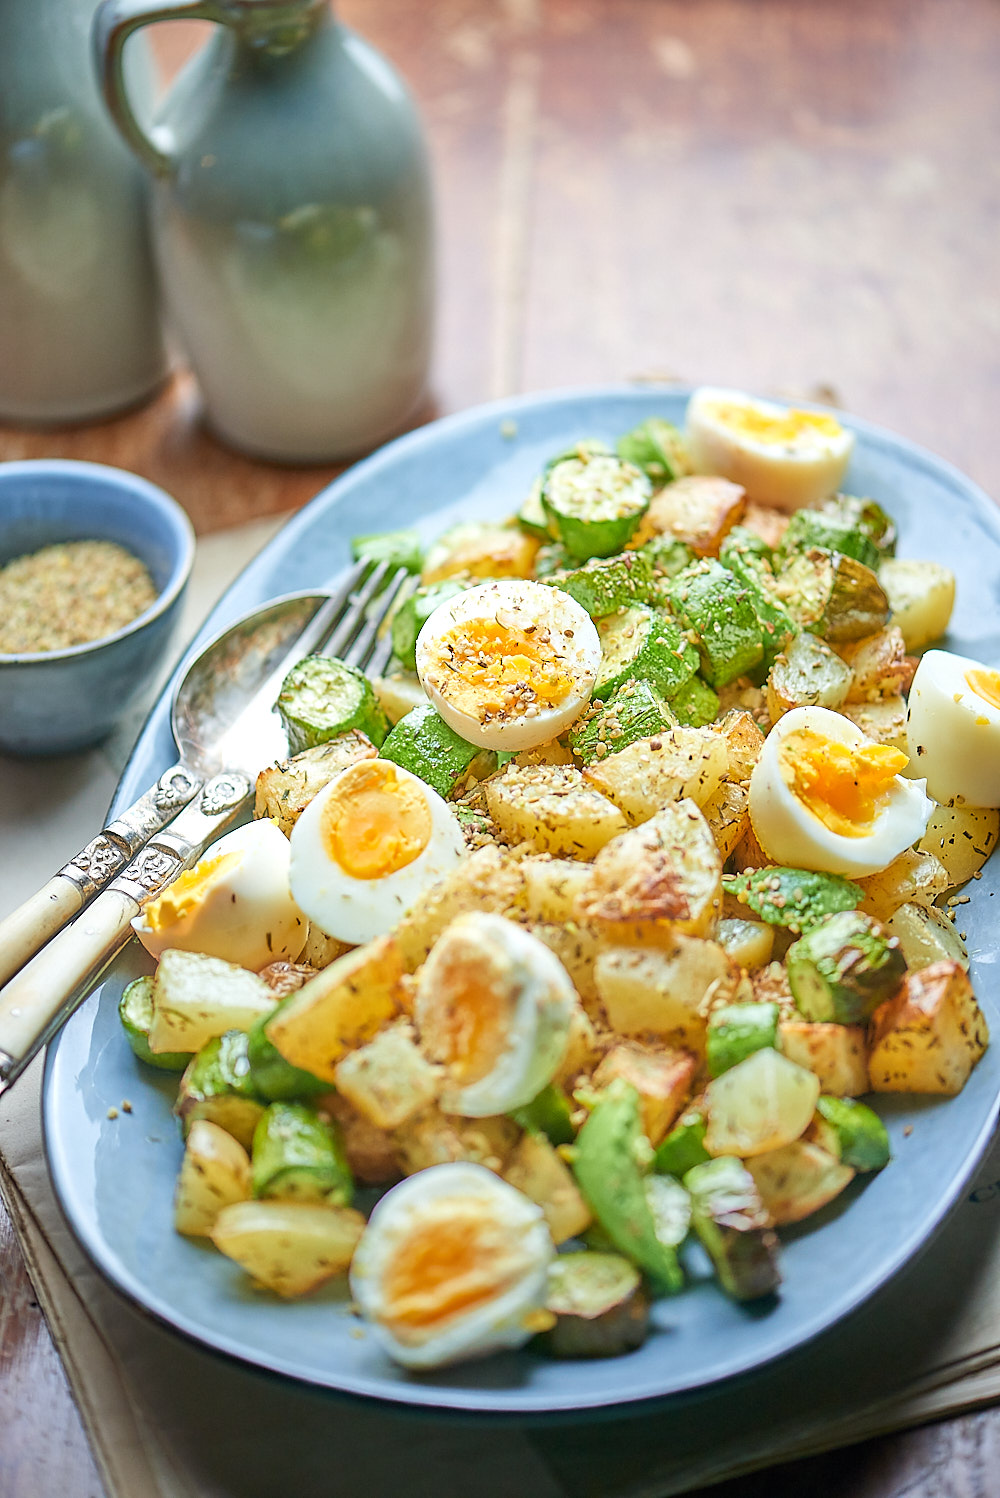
[
  {"left": 779, "top": 729, "right": 908, "bottom": 838},
  {"left": 433, "top": 618, "right": 575, "bottom": 723},
  {"left": 711, "top": 402, "right": 843, "bottom": 448},
  {"left": 321, "top": 761, "right": 431, "bottom": 880},
  {"left": 144, "top": 851, "right": 241, "bottom": 932},
  {"left": 381, "top": 1205, "right": 528, "bottom": 1335},
  {"left": 967, "top": 667, "right": 1000, "bottom": 711},
  {"left": 422, "top": 942, "right": 514, "bottom": 1083}
]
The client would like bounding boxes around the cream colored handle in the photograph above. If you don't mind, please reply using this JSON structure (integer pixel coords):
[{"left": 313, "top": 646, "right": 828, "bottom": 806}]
[
  {"left": 0, "top": 888, "right": 141, "bottom": 1070},
  {"left": 0, "top": 877, "right": 84, "bottom": 990}
]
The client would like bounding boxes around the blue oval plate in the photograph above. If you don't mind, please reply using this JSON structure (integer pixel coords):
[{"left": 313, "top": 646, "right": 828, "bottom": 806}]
[{"left": 44, "top": 386, "right": 1000, "bottom": 1414}]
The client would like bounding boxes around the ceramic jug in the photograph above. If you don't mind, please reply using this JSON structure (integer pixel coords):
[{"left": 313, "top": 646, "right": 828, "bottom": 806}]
[
  {"left": 0, "top": 0, "right": 167, "bottom": 422},
  {"left": 95, "top": 0, "right": 434, "bottom": 463}
]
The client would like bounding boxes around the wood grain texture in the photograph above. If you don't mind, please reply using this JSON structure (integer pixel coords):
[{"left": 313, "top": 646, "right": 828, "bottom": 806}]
[{"left": 3, "top": 1, "right": 1000, "bottom": 1495}]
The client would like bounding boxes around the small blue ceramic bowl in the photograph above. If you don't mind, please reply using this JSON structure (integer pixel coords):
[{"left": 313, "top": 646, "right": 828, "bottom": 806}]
[{"left": 0, "top": 460, "right": 195, "bottom": 756}]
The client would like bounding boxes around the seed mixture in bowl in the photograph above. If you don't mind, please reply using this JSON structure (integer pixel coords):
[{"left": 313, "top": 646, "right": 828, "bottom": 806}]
[{"left": 0, "top": 539, "right": 158, "bottom": 654}]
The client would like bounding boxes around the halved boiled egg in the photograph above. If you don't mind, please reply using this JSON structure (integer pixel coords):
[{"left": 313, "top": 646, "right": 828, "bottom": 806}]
[
  {"left": 906, "top": 649, "right": 1000, "bottom": 808},
  {"left": 686, "top": 387, "right": 855, "bottom": 511},
  {"left": 133, "top": 818, "right": 307, "bottom": 969},
  {"left": 414, "top": 912, "right": 577, "bottom": 1116},
  {"left": 289, "top": 758, "right": 465, "bottom": 944},
  {"left": 349, "top": 1162, "right": 554, "bottom": 1369},
  {"left": 749, "top": 705, "right": 933, "bottom": 876},
  {"left": 414, "top": 579, "right": 601, "bottom": 752}
]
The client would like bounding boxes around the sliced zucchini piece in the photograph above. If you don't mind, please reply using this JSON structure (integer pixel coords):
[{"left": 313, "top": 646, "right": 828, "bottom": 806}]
[
  {"left": 776, "top": 509, "right": 881, "bottom": 571},
  {"left": 571, "top": 1079, "right": 684, "bottom": 1292},
  {"left": 616, "top": 416, "right": 691, "bottom": 485},
  {"left": 251, "top": 1102, "right": 353, "bottom": 1206},
  {"left": 667, "top": 674, "right": 720, "bottom": 728},
  {"left": 421, "top": 521, "right": 539, "bottom": 584},
  {"left": 350, "top": 527, "right": 423, "bottom": 575},
  {"left": 389, "top": 579, "right": 466, "bottom": 671},
  {"left": 813, "top": 1095, "right": 891, "bottom": 1172},
  {"left": 594, "top": 605, "right": 698, "bottom": 702},
  {"left": 775, "top": 548, "right": 890, "bottom": 643},
  {"left": 381, "top": 703, "right": 495, "bottom": 800},
  {"left": 569, "top": 677, "right": 676, "bottom": 764},
  {"left": 277, "top": 655, "right": 389, "bottom": 754},
  {"left": 819, "top": 494, "right": 897, "bottom": 557},
  {"left": 706, "top": 1001, "right": 781, "bottom": 1078},
  {"left": 533, "top": 540, "right": 573, "bottom": 577},
  {"left": 537, "top": 1251, "right": 651, "bottom": 1358},
  {"left": 786, "top": 909, "right": 906, "bottom": 1024},
  {"left": 684, "top": 1156, "right": 781, "bottom": 1301},
  {"left": 717, "top": 538, "right": 797, "bottom": 672},
  {"left": 654, "top": 1108, "right": 711, "bottom": 1177},
  {"left": 545, "top": 550, "right": 657, "bottom": 617},
  {"left": 663, "top": 560, "right": 764, "bottom": 688},
  {"left": 510, "top": 1082, "right": 576, "bottom": 1146},
  {"left": 247, "top": 1009, "right": 327, "bottom": 1102},
  {"left": 542, "top": 453, "right": 652, "bottom": 560},
  {"left": 723, "top": 866, "right": 864, "bottom": 934},
  {"left": 119, "top": 975, "right": 192, "bottom": 1072},
  {"left": 517, "top": 479, "right": 554, "bottom": 540},
  {"left": 174, "top": 1030, "right": 268, "bottom": 1149}
]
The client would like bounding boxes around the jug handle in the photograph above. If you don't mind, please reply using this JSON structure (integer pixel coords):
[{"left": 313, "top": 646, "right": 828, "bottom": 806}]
[{"left": 93, "top": 0, "right": 227, "bottom": 177}]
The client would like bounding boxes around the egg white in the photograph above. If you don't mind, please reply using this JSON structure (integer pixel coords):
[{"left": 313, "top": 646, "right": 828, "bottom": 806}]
[
  {"left": 349, "top": 1162, "right": 554, "bottom": 1369},
  {"left": 415, "top": 912, "right": 577, "bottom": 1117},
  {"left": 414, "top": 579, "right": 601, "bottom": 752},
  {"left": 906, "top": 649, "right": 1000, "bottom": 808},
  {"left": 749, "top": 705, "right": 933, "bottom": 877},
  {"left": 686, "top": 387, "right": 854, "bottom": 511},
  {"left": 289, "top": 760, "right": 465, "bottom": 945},
  {"left": 133, "top": 818, "right": 307, "bottom": 969}
]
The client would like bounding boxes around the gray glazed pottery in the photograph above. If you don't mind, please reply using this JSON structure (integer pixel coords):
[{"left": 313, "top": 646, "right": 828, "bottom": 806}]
[
  {"left": 0, "top": 0, "right": 167, "bottom": 423},
  {"left": 95, "top": 0, "right": 434, "bottom": 463}
]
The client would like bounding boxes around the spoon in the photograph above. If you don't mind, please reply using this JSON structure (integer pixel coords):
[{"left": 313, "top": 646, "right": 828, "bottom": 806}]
[{"left": 0, "top": 562, "right": 372, "bottom": 989}]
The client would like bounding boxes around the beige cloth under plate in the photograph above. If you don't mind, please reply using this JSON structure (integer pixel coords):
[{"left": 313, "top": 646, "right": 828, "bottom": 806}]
[{"left": 4, "top": 517, "right": 1000, "bottom": 1498}]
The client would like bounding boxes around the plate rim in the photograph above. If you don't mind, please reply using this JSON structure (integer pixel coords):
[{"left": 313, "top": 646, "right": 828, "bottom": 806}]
[{"left": 42, "top": 381, "right": 1000, "bottom": 1415}]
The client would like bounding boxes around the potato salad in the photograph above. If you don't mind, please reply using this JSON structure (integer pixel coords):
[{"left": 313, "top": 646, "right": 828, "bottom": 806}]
[{"left": 120, "top": 389, "right": 999, "bottom": 1371}]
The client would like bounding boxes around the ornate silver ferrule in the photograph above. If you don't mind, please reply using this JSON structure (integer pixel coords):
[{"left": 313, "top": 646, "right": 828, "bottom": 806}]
[
  {"left": 200, "top": 771, "right": 253, "bottom": 817},
  {"left": 114, "top": 845, "right": 187, "bottom": 909},
  {"left": 63, "top": 833, "right": 131, "bottom": 899}
]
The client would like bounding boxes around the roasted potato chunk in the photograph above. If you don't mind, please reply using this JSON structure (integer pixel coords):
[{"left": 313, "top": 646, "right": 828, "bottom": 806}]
[
  {"left": 593, "top": 1041, "right": 698, "bottom": 1145},
  {"left": 580, "top": 800, "right": 723, "bottom": 943},
  {"left": 254, "top": 732, "right": 377, "bottom": 835},
  {"left": 332, "top": 1020, "right": 440, "bottom": 1130},
  {"left": 594, "top": 937, "right": 738, "bottom": 1055},
  {"left": 503, "top": 1131, "right": 593, "bottom": 1244},
  {"left": 644, "top": 475, "right": 746, "bottom": 557},
  {"left": 835, "top": 627, "right": 914, "bottom": 703},
  {"left": 583, "top": 727, "right": 728, "bottom": 825},
  {"left": 211, "top": 1200, "right": 365, "bottom": 1298},
  {"left": 868, "top": 960, "right": 989, "bottom": 1095},
  {"left": 174, "top": 1119, "right": 252, "bottom": 1238},
  {"left": 265, "top": 936, "right": 404, "bottom": 1082},
  {"left": 485, "top": 763, "right": 629, "bottom": 859},
  {"left": 746, "top": 1141, "right": 854, "bottom": 1226},
  {"left": 778, "top": 1020, "right": 869, "bottom": 1097}
]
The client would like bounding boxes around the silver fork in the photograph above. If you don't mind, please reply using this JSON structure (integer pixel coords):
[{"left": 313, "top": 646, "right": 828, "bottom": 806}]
[{"left": 0, "top": 561, "right": 413, "bottom": 1094}]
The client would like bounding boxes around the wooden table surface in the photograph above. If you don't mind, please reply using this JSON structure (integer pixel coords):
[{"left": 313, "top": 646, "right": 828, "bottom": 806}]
[{"left": 2, "top": 1, "right": 1000, "bottom": 1493}]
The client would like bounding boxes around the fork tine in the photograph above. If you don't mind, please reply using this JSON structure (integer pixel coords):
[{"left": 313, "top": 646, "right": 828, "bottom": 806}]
[
  {"left": 291, "top": 557, "right": 370, "bottom": 659},
  {"left": 346, "top": 569, "right": 415, "bottom": 673},
  {"left": 320, "top": 560, "right": 391, "bottom": 660}
]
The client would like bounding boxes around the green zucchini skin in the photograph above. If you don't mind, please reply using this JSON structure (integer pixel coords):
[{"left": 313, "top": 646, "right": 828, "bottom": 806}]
[
  {"left": 684, "top": 1156, "right": 781, "bottom": 1302},
  {"left": 174, "top": 1030, "right": 267, "bottom": 1144},
  {"left": 350, "top": 528, "right": 423, "bottom": 576},
  {"left": 663, "top": 560, "right": 764, "bottom": 688},
  {"left": 118, "top": 976, "right": 192, "bottom": 1072},
  {"left": 616, "top": 417, "right": 691, "bottom": 487},
  {"left": 277, "top": 655, "right": 389, "bottom": 754},
  {"left": 640, "top": 534, "right": 695, "bottom": 581},
  {"left": 247, "top": 1010, "right": 327, "bottom": 1102},
  {"left": 536, "top": 1251, "right": 651, "bottom": 1358},
  {"left": 594, "top": 606, "right": 698, "bottom": 702},
  {"left": 706, "top": 1002, "right": 781, "bottom": 1078},
  {"left": 718, "top": 535, "right": 797, "bottom": 672},
  {"left": 814, "top": 1096, "right": 891, "bottom": 1172},
  {"left": 390, "top": 579, "right": 466, "bottom": 670},
  {"left": 380, "top": 703, "right": 495, "bottom": 799},
  {"left": 786, "top": 910, "right": 907, "bottom": 1024},
  {"left": 510, "top": 1083, "right": 577, "bottom": 1146},
  {"left": 545, "top": 550, "right": 657, "bottom": 617},
  {"left": 654, "top": 1109, "right": 711, "bottom": 1177},
  {"left": 775, "top": 548, "right": 890, "bottom": 643},
  {"left": 820, "top": 494, "right": 897, "bottom": 557},
  {"left": 723, "top": 867, "right": 865, "bottom": 935},
  {"left": 542, "top": 453, "right": 651, "bottom": 561},
  {"left": 569, "top": 677, "right": 677, "bottom": 764},
  {"left": 571, "top": 1080, "right": 684, "bottom": 1293},
  {"left": 251, "top": 1102, "right": 353, "bottom": 1207},
  {"left": 517, "top": 479, "right": 553, "bottom": 540},
  {"left": 667, "top": 674, "right": 720, "bottom": 728},
  {"left": 776, "top": 509, "right": 881, "bottom": 572}
]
